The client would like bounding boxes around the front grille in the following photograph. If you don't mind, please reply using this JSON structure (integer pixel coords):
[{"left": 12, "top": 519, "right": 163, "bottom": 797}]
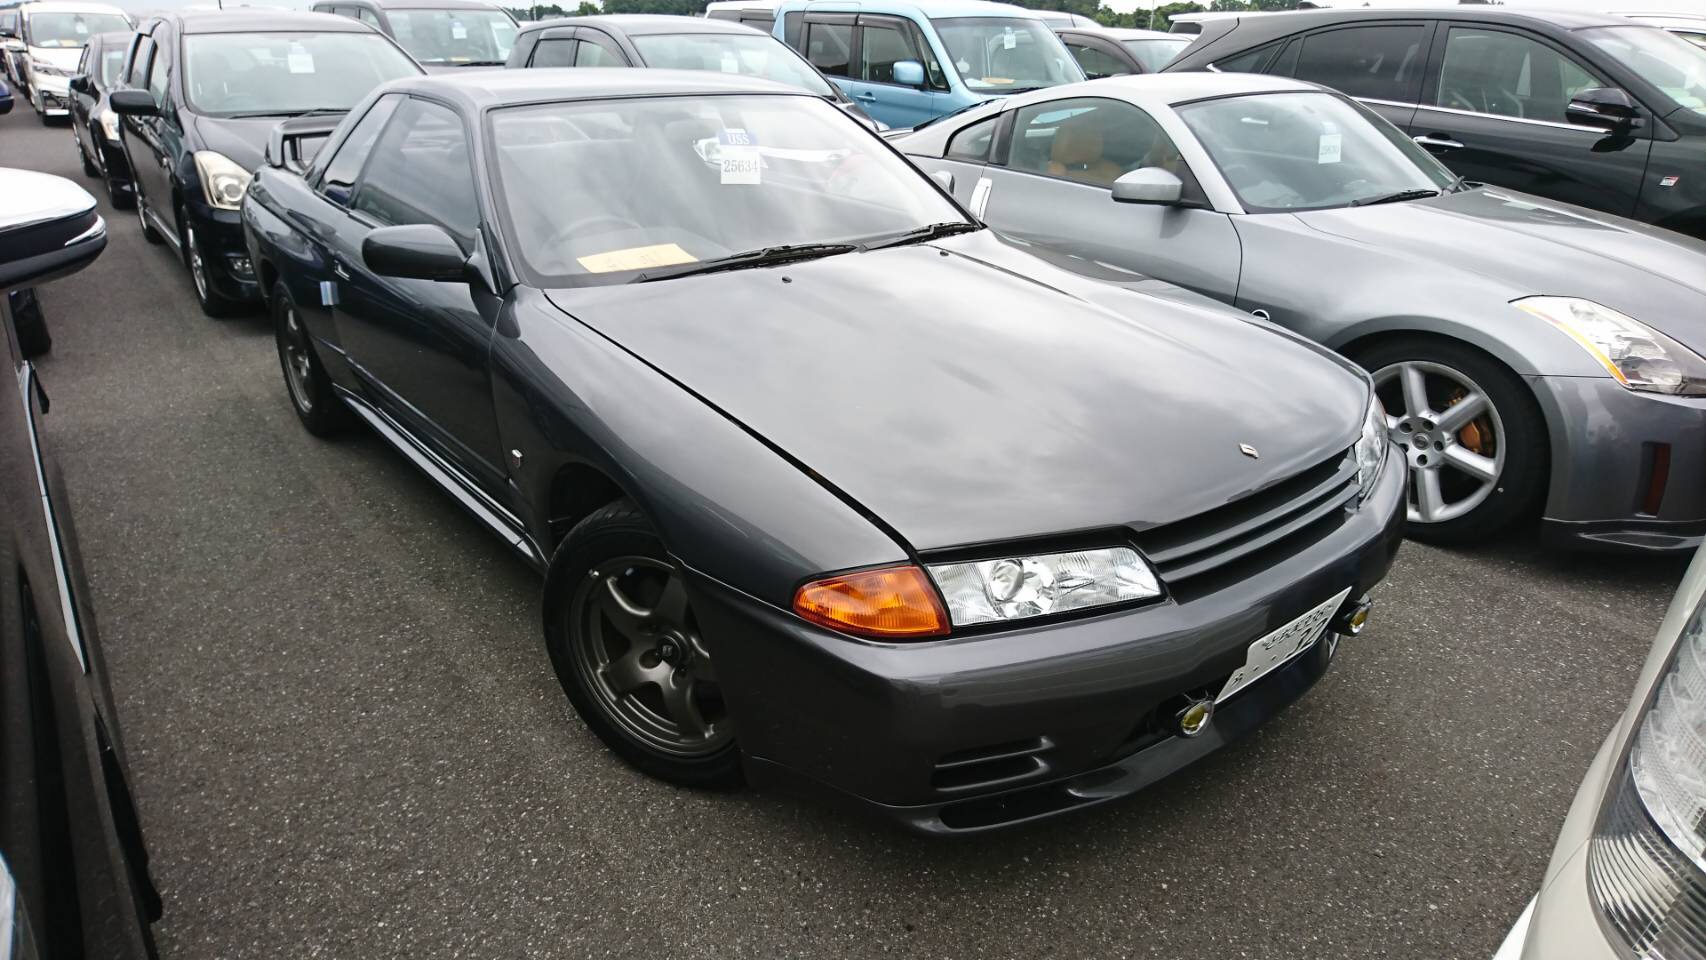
[
  {"left": 1134, "top": 451, "right": 1360, "bottom": 591},
  {"left": 931, "top": 737, "right": 1052, "bottom": 794}
]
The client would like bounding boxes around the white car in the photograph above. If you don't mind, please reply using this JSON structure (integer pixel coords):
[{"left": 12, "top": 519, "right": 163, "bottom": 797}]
[
  {"left": 1625, "top": 11, "right": 1706, "bottom": 49},
  {"left": 11, "top": 0, "right": 131, "bottom": 121}
]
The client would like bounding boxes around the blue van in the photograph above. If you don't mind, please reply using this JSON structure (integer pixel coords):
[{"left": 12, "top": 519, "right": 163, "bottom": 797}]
[{"left": 773, "top": 0, "right": 1084, "bottom": 129}]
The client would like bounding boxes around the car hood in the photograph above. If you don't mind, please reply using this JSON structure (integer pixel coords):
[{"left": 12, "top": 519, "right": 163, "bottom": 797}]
[
  {"left": 1296, "top": 187, "right": 1706, "bottom": 354},
  {"left": 545, "top": 231, "right": 1366, "bottom": 552},
  {"left": 194, "top": 114, "right": 313, "bottom": 173},
  {"left": 27, "top": 46, "right": 82, "bottom": 71}
]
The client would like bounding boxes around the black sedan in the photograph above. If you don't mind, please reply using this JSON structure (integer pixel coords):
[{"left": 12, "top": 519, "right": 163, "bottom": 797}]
[
  {"left": 0, "top": 168, "right": 160, "bottom": 957},
  {"left": 67, "top": 31, "right": 135, "bottom": 209},
  {"left": 241, "top": 70, "right": 1406, "bottom": 833}
]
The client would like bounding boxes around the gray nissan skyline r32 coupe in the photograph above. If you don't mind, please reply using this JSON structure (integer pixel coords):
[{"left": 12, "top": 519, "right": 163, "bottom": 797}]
[{"left": 896, "top": 73, "right": 1706, "bottom": 553}]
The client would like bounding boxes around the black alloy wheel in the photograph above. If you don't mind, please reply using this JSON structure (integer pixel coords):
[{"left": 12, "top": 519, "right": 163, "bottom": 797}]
[
  {"left": 75, "top": 127, "right": 99, "bottom": 177},
  {"left": 272, "top": 282, "right": 348, "bottom": 436},
  {"left": 182, "top": 214, "right": 242, "bottom": 318},
  {"left": 544, "top": 500, "right": 741, "bottom": 788}
]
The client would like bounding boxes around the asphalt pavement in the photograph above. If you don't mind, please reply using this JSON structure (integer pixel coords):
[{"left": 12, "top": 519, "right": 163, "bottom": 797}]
[{"left": 1, "top": 103, "right": 1692, "bottom": 960}]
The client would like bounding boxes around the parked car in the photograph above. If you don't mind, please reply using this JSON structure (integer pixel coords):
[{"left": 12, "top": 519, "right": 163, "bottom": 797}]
[
  {"left": 503, "top": 14, "right": 881, "bottom": 129},
  {"left": 1056, "top": 26, "right": 1189, "bottom": 78},
  {"left": 8, "top": 1, "right": 131, "bottom": 123},
  {"left": 773, "top": 0, "right": 1083, "bottom": 129},
  {"left": 1492, "top": 539, "right": 1706, "bottom": 960},
  {"left": 0, "top": 166, "right": 161, "bottom": 960},
  {"left": 0, "top": 75, "right": 10, "bottom": 115},
  {"left": 107, "top": 10, "right": 423, "bottom": 317},
  {"left": 1629, "top": 11, "right": 1706, "bottom": 50},
  {"left": 242, "top": 69, "right": 1404, "bottom": 833},
  {"left": 310, "top": 0, "right": 517, "bottom": 70},
  {"left": 67, "top": 30, "right": 132, "bottom": 208},
  {"left": 1031, "top": 9, "right": 1097, "bottom": 30},
  {"left": 0, "top": 8, "right": 22, "bottom": 88},
  {"left": 1164, "top": 8, "right": 1706, "bottom": 240},
  {"left": 895, "top": 73, "right": 1706, "bottom": 552},
  {"left": 704, "top": 0, "right": 778, "bottom": 35}
]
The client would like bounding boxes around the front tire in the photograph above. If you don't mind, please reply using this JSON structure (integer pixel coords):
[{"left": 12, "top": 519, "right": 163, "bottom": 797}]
[
  {"left": 136, "top": 197, "right": 163, "bottom": 244},
  {"left": 76, "top": 130, "right": 99, "bottom": 177},
  {"left": 272, "top": 282, "right": 348, "bottom": 436},
  {"left": 183, "top": 220, "right": 242, "bottom": 318},
  {"left": 1354, "top": 337, "right": 1547, "bottom": 545},
  {"left": 543, "top": 500, "right": 742, "bottom": 789}
]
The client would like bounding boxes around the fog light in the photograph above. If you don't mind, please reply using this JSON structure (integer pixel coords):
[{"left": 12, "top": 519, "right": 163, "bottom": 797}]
[
  {"left": 228, "top": 256, "right": 254, "bottom": 279},
  {"left": 1332, "top": 595, "right": 1373, "bottom": 636},
  {"left": 1173, "top": 698, "right": 1214, "bottom": 738}
]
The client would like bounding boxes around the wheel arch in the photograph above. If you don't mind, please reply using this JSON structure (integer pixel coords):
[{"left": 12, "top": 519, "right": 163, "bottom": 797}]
[{"left": 545, "top": 460, "right": 628, "bottom": 552}]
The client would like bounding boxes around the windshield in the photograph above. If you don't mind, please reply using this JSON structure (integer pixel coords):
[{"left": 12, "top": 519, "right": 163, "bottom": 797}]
[
  {"left": 931, "top": 17, "right": 1081, "bottom": 93},
  {"left": 388, "top": 8, "right": 516, "bottom": 65},
  {"left": 1123, "top": 37, "right": 1188, "bottom": 72},
  {"left": 632, "top": 33, "right": 836, "bottom": 98},
  {"left": 1582, "top": 25, "right": 1706, "bottom": 117},
  {"left": 1178, "top": 91, "right": 1457, "bottom": 213},
  {"left": 489, "top": 94, "right": 968, "bottom": 286},
  {"left": 25, "top": 12, "right": 129, "bottom": 48},
  {"left": 182, "top": 32, "right": 422, "bottom": 118}
]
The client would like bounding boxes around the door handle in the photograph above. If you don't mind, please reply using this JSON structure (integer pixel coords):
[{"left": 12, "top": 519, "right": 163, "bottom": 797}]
[
  {"left": 854, "top": 92, "right": 876, "bottom": 101},
  {"left": 332, "top": 261, "right": 351, "bottom": 281},
  {"left": 1413, "top": 134, "right": 1464, "bottom": 150}
]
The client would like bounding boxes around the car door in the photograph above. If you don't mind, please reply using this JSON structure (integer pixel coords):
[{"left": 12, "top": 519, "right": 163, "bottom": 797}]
[
  {"left": 906, "top": 110, "right": 1000, "bottom": 210},
  {"left": 850, "top": 14, "right": 941, "bottom": 128},
  {"left": 1410, "top": 23, "right": 1649, "bottom": 216},
  {"left": 800, "top": 15, "right": 862, "bottom": 114},
  {"left": 1060, "top": 32, "right": 1136, "bottom": 79},
  {"left": 328, "top": 95, "right": 510, "bottom": 496},
  {"left": 971, "top": 96, "right": 1242, "bottom": 303},
  {"left": 123, "top": 29, "right": 177, "bottom": 235},
  {"left": 1281, "top": 21, "right": 1434, "bottom": 133}
]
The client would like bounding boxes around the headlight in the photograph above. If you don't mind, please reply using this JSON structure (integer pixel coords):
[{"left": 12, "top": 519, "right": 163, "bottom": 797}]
[
  {"left": 927, "top": 546, "right": 1161, "bottom": 627},
  {"left": 98, "top": 107, "right": 119, "bottom": 141},
  {"left": 1587, "top": 598, "right": 1706, "bottom": 958},
  {"left": 1354, "top": 393, "right": 1388, "bottom": 499},
  {"left": 29, "top": 60, "right": 66, "bottom": 77},
  {"left": 1517, "top": 296, "right": 1706, "bottom": 396},
  {"left": 194, "top": 151, "right": 252, "bottom": 210}
]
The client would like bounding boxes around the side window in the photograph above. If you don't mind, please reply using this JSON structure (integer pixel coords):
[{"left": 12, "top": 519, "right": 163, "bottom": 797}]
[
  {"left": 127, "top": 35, "right": 154, "bottom": 87},
  {"left": 318, "top": 94, "right": 401, "bottom": 206},
  {"left": 530, "top": 38, "right": 577, "bottom": 67},
  {"left": 1005, "top": 97, "right": 1187, "bottom": 190},
  {"left": 1292, "top": 24, "right": 1427, "bottom": 102},
  {"left": 1065, "top": 40, "right": 1131, "bottom": 80},
  {"left": 1435, "top": 27, "right": 1604, "bottom": 124},
  {"left": 804, "top": 20, "right": 852, "bottom": 77},
  {"left": 352, "top": 98, "right": 481, "bottom": 251},
  {"left": 1210, "top": 39, "right": 1280, "bottom": 73},
  {"left": 739, "top": 14, "right": 775, "bottom": 33},
  {"left": 858, "top": 19, "right": 921, "bottom": 84},
  {"left": 946, "top": 114, "right": 999, "bottom": 162},
  {"left": 783, "top": 11, "right": 803, "bottom": 47},
  {"left": 145, "top": 37, "right": 169, "bottom": 105},
  {"left": 76, "top": 45, "right": 90, "bottom": 76},
  {"left": 357, "top": 8, "right": 382, "bottom": 27},
  {"left": 575, "top": 31, "right": 626, "bottom": 67}
]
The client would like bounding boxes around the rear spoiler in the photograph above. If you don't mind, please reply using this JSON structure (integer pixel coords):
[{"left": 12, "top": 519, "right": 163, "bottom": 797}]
[{"left": 264, "top": 113, "right": 347, "bottom": 175}]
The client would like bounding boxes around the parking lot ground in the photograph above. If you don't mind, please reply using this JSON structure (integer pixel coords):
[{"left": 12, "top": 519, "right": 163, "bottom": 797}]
[{"left": 2, "top": 104, "right": 1693, "bottom": 959}]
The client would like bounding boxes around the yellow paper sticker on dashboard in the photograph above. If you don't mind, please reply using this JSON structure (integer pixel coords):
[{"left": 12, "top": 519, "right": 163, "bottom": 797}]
[{"left": 577, "top": 243, "right": 697, "bottom": 274}]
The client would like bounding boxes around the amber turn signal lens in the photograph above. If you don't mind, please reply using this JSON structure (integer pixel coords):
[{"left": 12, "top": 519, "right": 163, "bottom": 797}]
[{"left": 793, "top": 565, "right": 950, "bottom": 640}]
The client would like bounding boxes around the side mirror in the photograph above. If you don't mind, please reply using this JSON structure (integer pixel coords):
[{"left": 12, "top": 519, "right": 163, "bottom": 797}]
[
  {"left": 68, "top": 73, "right": 90, "bottom": 94},
  {"left": 1567, "top": 87, "right": 1639, "bottom": 132},
  {"left": 1, "top": 37, "right": 24, "bottom": 52},
  {"left": 892, "top": 59, "right": 924, "bottom": 87},
  {"left": 108, "top": 88, "right": 158, "bottom": 117},
  {"left": 930, "top": 169, "right": 954, "bottom": 192},
  {"left": 363, "top": 224, "right": 470, "bottom": 282},
  {"left": 1111, "top": 167, "right": 1183, "bottom": 205},
  {"left": 0, "top": 170, "right": 106, "bottom": 292}
]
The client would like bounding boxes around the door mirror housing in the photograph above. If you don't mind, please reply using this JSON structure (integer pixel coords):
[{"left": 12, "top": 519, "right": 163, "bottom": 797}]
[
  {"left": 0, "top": 170, "right": 106, "bottom": 292},
  {"left": 930, "top": 169, "right": 954, "bottom": 192},
  {"left": 892, "top": 59, "right": 924, "bottom": 87},
  {"left": 1111, "top": 167, "right": 1183, "bottom": 205},
  {"left": 108, "top": 88, "right": 158, "bottom": 117},
  {"left": 363, "top": 224, "right": 471, "bottom": 283},
  {"left": 68, "top": 73, "right": 90, "bottom": 94},
  {"left": 1566, "top": 87, "right": 1639, "bottom": 131}
]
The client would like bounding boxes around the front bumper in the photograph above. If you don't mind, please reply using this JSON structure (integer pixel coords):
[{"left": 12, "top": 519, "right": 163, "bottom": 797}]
[
  {"left": 690, "top": 444, "right": 1406, "bottom": 834},
  {"left": 30, "top": 77, "right": 68, "bottom": 115},
  {"left": 184, "top": 203, "right": 260, "bottom": 303},
  {"left": 1532, "top": 375, "right": 1706, "bottom": 553}
]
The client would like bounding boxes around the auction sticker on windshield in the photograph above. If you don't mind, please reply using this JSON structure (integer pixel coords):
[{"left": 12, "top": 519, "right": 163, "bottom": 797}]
[
  {"left": 577, "top": 243, "right": 697, "bottom": 274},
  {"left": 719, "top": 129, "right": 761, "bottom": 185}
]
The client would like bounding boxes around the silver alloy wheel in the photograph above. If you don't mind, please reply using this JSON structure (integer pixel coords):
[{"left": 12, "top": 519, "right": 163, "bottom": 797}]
[
  {"left": 1373, "top": 360, "right": 1506, "bottom": 525},
  {"left": 186, "top": 225, "right": 210, "bottom": 301},
  {"left": 280, "top": 304, "right": 313, "bottom": 413},
  {"left": 569, "top": 556, "right": 731, "bottom": 758}
]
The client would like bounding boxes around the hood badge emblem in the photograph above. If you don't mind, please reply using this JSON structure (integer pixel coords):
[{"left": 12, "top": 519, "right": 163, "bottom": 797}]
[{"left": 1239, "top": 443, "right": 1260, "bottom": 459}]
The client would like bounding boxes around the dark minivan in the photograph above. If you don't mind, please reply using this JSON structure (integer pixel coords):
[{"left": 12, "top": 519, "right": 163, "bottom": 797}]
[
  {"left": 68, "top": 30, "right": 136, "bottom": 209},
  {"left": 310, "top": 0, "right": 518, "bottom": 70},
  {"left": 108, "top": 10, "right": 422, "bottom": 316},
  {"left": 1166, "top": 8, "right": 1706, "bottom": 239}
]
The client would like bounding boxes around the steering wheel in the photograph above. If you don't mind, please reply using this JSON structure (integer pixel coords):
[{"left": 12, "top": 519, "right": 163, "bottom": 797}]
[{"left": 549, "top": 215, "right": 645, "bottom": 251}]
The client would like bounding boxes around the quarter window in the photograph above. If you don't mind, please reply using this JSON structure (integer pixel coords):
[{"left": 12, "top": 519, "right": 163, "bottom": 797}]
[
  {"left": 352, "top": 98, "right": 481, "bottom": 251},
  {"left": 803, "top": 20, "right": 852, "bottom": 77},
  {"left": 1065, "top": 40, "right": 1131, "bottom": 79},
  {"left": 1210, "top": 39, "right": 1279, "bottom": 73},
  {"left": 356, "top": 8, "right": 381, "bottom": 27},
  {"left": 946, "top": 114, "right": 999, "bottom": 162},
  {"left": 530, "top": 38, "right": 577, "bottom": 67},
  {"left": 319, "top": 94, "right": 401, "bottom": 206},
  {"left": 1292, "top": 24, "right": 1427, "bottom": 103},
  {"left": 575, "top": 31, "right": 625, "bottom": 67},
  {"left": 1436, "top": 27, "right": 1603, "bottom": 123},
  {"left": 128, "top": 35, "right": 154, "bottom": 87},
  {"left": 859, "top": 20, "right": 920, "bottom": 85},
  {"left": 1005, "top": 97, "right": 1191, "bottom": 190}
]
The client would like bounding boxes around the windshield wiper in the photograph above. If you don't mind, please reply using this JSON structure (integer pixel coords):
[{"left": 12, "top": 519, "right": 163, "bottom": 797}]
[
  {"left": 452, "top": 60, "right": 506, "bottom": 66},
  {"left": 633, "top": 243, "right": 859, "bottom": 282},
  {"left": 224, "top": 107, "right": 348, "bottom": 119},
  {"left": 1349, "top": 188, "right": 1441, "bottom": 207},
  {"left": 863, "top": 221, "right": 982, "bottom": 250}
]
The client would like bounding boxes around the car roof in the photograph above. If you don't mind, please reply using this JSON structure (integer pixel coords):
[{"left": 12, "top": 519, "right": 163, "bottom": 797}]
[
  {"left": 342, "top": 0, "right": 509, "bottom": 10},
  {"left": 386, "top": 66, "right": 807, "bottom": 110},
  {"left": 169, "top": 9, "right": 377, "bottom": 34},
  {"left": 519, "top": 14, "right": 765, "bottom": 38},
  {"left": 1091, "top": 27, "right": 1183, "bottom": 40},
  {"left": 1187, "top": 6, "right": 1640, "bottom": 31},
  {"left": 774, "top": 0, "right": 1050, "bottom": 19},
  {"left": 18, "top": 1, "right": 126, "bottom": 15}
]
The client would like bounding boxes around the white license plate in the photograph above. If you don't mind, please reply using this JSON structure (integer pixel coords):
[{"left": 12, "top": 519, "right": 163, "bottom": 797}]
[{"left": 1215, "top": 587, "right": 1351, "bottom": 704}]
